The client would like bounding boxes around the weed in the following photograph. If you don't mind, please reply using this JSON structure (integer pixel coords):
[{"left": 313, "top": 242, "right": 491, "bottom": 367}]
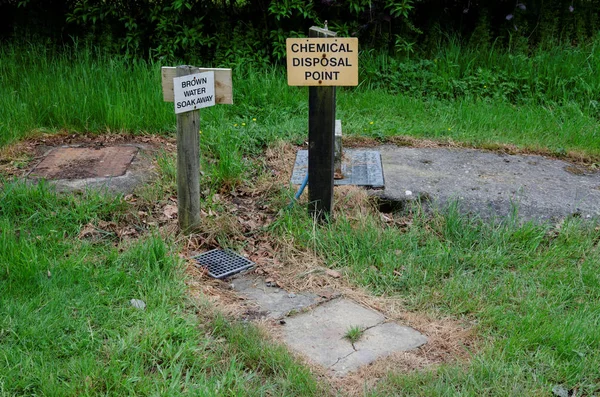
[{"left": 344, "top": 326, "right": 364, "bottom": 344}]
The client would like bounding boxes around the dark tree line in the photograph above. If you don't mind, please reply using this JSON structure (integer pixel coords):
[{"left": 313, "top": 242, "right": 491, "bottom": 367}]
[{"left": 1, "top": 0, "right": 598, "bottom": 62}]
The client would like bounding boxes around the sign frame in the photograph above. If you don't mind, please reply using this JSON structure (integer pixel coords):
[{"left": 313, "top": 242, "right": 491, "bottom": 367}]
[{"left": 286, "top": 37, "right": 358, "bottom": 87}]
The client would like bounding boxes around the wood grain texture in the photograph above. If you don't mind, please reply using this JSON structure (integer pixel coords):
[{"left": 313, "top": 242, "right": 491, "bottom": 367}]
[
  {"left": 176, "top": 65, "right": 202, "bottom": 232},
  {"left": 308, "top": 26, "right": 337, "bottom": 221},
  {"left": 162, "top": 66, "right": 233, "bottom": 104}
]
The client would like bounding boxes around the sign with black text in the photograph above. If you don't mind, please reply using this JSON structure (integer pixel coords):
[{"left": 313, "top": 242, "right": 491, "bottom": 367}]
[
  {"left": 173, "top": 71, "right": 215, "bottom": 114},
  {"left": 286, "top": 38, "right": 358, "bottom": 86}
]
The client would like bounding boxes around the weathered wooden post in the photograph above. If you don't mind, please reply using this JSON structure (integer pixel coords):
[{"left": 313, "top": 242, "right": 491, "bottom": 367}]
[
  {"left": 308, "top": 27, "right": 337, "bottom": 220},
  {"left": 175, "top": 66, "right": 202, "bottom": 231},
  {"left": 286, "top": 28, "right": 358, "bottom": 221},
  {"left": 161, "top": 66, "right": 233, "bottom": 233}
]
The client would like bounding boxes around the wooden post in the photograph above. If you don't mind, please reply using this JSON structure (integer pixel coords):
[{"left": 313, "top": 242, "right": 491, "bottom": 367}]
[
  {"left": 308, "top": 26, "right": 337, "bottom": 221},
  {"left": 176, "top": 65, "right": 201, "bottom": 232}
]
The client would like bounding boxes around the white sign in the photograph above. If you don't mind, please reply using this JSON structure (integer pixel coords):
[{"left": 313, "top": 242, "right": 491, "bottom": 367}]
[{"left": 173, "top": 71, "right": 215, "bottom": 114}]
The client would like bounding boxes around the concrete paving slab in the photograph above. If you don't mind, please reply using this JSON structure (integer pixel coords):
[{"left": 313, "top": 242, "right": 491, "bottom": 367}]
[
  {"left": 28, "top": 144, "right": 156, "bottom": 194},
  {"left": 330, "top": 322, "right": 428, "bottom": 375},
  {"left": 282, "top": 299, "right": 426, "bottom": 375},
  {"left": 283, "top": 299, "right": 384, "bottom": 368},
  {"left": 232, "top": 275, "right": 320, "bottom": 320},
  {"left": 377, "top": 145, "right": 600, "bottom": 222}
]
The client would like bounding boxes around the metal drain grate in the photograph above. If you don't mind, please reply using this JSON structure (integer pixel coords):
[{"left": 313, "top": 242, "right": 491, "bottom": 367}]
[{"left": 193, "top": 249, "right": 254, "bottom": 279}]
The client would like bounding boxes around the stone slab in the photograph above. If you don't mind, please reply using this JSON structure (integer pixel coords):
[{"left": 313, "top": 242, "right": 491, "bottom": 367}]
[
  {"left": 291, "top": 149, "right": 385, "bottom": 188},
  {"left": 31, "top": 146, "right": 138, "bottom": 179},
  {"left": 282, "top": 299, "right": 426, "bottom": 375},
  {"left": 28, "top": 144, "right": 156, "bottom": 194},
  {"left": 232, "top": 275, "right": 320, "bottom": 320},
  {"left": 377, "top": 145, "right": 600, "bottom": 222},
  {"left": 330, "top": 322, "right": 428, "bottom": 374}
]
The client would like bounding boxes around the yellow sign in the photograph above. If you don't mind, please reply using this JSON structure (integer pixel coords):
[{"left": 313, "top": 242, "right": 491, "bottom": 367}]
[{"left": 286, "top": 38, "right": 358, "bottom": 86}]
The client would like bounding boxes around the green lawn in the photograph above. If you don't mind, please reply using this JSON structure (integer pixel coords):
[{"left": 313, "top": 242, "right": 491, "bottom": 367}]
[
  {"left": 0, "top": 180, "right": 323, "bottom": 396},
  {"left": 1, "top": 43, "right": 599, "bottom": 159},
  {"left": 1, "top": 42, "right": 600, "bottom": 396}
]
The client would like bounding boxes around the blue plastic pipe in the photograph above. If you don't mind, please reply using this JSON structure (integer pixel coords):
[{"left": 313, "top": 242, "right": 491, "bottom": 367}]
[{"left": 288, "top": 173, "right": 309, "bottom": 208}]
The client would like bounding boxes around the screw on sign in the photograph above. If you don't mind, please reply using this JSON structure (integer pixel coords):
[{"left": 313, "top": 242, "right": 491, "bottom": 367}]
[{"left": 286, "top": 36, "right": 358, "bottom": 87}]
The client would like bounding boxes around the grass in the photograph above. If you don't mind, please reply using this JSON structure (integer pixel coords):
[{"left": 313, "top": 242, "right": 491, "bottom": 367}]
[
  {"left": 1, "top": 41, "right": 600, "bottom": 159},
  {"left": 273, "top": 201, "right": 600, "bottom": 395},
  {"left": 2, "top": 39, "right": 600, "bottom": 396},
  {"left": 344, "top": 326, "right": 364, "bottom": 345},
  {"left": 0, "top": 180, "right": 323, "bottom": 396},
  {"left": 361, "top": 34, "right": 600, "bottom": 109}
]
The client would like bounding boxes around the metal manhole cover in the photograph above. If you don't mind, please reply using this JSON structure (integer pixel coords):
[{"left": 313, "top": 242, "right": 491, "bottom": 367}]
[
  {"left": 31, "top": 146, "right": 138, "bottom": 180},
  {"left": 193, "top": 249, "right": 254, "bottom": 279}
]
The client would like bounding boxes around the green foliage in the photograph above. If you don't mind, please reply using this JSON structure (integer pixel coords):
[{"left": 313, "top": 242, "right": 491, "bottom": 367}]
[
  {"left": 64, "top": 0, "right": 215, "bottom": 60},
  {"left": 344, "top": 325, "right": 364, "bottom": 344},
  {"left": 275, "top": 198, "right": 600, "bottom": 395},
  {"left": 360, "top": 35, "right": 600, "bottom": 108},
  {"left": 1, "top": 0, "right": 421, "bottom": 63},
  {"left": 4, "top": 0, "right": 600, "bottom": 65}
]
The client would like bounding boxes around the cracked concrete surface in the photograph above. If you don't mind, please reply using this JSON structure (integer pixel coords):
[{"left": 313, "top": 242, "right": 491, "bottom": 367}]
[
  {"left": 376, "top": 145, "right": 600, "bottom": 221},
  {"left": 232, "top": 274, "right": 320, "bottom": 319},
  {"left": 282, "top": 299, "right": 427, "bottom": 376}
]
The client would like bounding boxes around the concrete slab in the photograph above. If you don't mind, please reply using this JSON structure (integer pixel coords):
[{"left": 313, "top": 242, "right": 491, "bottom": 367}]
[
  {"left": 282, "top": 299, "right": 426, "bottom": 375},
  {"left": 28, "top": 144, "right": 156, "bottom": 194},
  {"left": 232, "top": 275, "right": 320, "bottom": 320},
  {"left": 330, "top": 322, "right": 428, "bottom": 374},
  {"left": 377, "top": 145, "right": 600, "bottom": 222},
  {"left": 31, "top": 146, "right": 138, "bottom": 179}
]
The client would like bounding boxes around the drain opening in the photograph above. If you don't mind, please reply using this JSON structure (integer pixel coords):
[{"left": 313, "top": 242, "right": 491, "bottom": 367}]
[
  {"left": 377, "top": 197, "right": 409, "bottom": 213},
  {"left": 193, "top": 249, "right": 254, "bottom": 279}
]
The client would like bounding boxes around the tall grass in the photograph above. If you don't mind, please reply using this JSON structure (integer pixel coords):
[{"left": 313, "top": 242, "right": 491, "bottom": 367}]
[
  {"left": 361, "top": 33, "right": 600, "bottom": 110},
  {"left": 1, "top": 40, "right": 600, "bottom": 157},
  {"left": 0, "top": 43, "right": 174, "bottom": 142}
]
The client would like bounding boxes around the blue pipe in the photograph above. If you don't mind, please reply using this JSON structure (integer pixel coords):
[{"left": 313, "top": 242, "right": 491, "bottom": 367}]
[
  {"left": 288, "top": 173, "right": 308, "bottom": 208},
  {"left": 295, "top": 173, "right": 309, "bottom": 200}
]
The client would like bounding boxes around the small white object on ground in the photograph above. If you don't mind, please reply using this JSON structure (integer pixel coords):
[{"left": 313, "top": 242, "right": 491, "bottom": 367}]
[{"left": 130, "top": 299, "right": 146, "bottom": 310}]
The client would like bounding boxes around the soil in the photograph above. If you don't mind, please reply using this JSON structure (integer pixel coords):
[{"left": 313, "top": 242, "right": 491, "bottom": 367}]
[{"left": 344, "top": 134, "right": 600, "bottom": 168}]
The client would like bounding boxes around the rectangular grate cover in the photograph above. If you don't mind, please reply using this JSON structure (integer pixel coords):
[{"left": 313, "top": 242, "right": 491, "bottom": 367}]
[
  {"left": 291, "top": 149, "right": 384, "bottom": 189},
  {"left": 193, "top": 249, "right": 254, "bottom": 279}
]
